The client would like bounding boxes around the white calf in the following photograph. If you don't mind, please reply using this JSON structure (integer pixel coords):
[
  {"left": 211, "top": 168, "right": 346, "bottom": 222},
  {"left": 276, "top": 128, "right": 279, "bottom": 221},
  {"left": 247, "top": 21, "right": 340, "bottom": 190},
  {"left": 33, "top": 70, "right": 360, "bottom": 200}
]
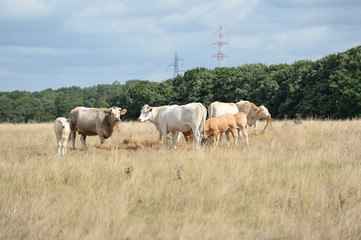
[{"left": 54, "top": 117, "right": 71, "bottom": 155}]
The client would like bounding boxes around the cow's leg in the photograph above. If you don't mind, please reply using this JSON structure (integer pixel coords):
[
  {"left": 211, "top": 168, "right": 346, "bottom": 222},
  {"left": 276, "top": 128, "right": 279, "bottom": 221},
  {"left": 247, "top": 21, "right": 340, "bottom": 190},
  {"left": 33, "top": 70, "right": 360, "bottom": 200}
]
[
  {"left": 217, "top": 132, "right": 224, "bottom": 146},
  {"left": 62, "top": 136, "right": 68, "bottom": 155},
  {"left": 242, "top": 128, "right": 249, "bottom": 145},
  {"left": 192, "top": 128, "right": 201, "bottom": 150},
  {"left": 71, "top": 130, "right": 76, "bottom": 150},
  {"left": 254, "top": 121, "right": 258, "bottom": 135},
  {"left": 56, "top": 135, "right": 61, "bottom": 155},
  {"left": 231, "top": 128, "right": 237, "bottom": 146},
  {"left": 158, "top": 131, "right": 162, "bottom": 141},
  {"left": 161, "top": 128, "right": 168, "bottom": 149},
  {"left": 98, "top": 132, "right": 105, "bottom": 145},
  {"left": 212, "top": 133, "right": 218, "bottom": 147},
  {"left": 226, "top": 129, "right": 237, "bottom": 147},
  {"left": 80, "top": 134, "right": 88, "bottom": 149},
  {"left": 61, "top": 142, "right": 65, "bottom": 155},
  {"left": 225, "top": 131, "right": 231, "bottom": 147},
  {"left": 171, "top": 131, "right": 178, "bottom": 150},
  {"left": 236, "top": 128, "right": 242, "bottom": 146}
]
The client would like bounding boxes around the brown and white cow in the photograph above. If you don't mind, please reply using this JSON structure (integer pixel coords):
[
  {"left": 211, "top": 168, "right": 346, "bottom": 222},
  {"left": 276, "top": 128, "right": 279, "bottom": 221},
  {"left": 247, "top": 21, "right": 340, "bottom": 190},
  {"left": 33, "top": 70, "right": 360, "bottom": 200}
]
[
  {"left": 203, "top": 113, "right": 238, "bottom": 147},
  {"left": 69, "top": 106, "right": 127, "bottom": 149},
  {"left": 138, "top": 103, "right": 206, "bottom": 150},
  {"left": 208, "top": 100, "right": 271, "bottom": 134},
  {"left": 54, "top": 117, "right": 71, "bottom": 155},
  {"left": 233, "top": 112, "right": 249, "bottom": 145},
  {"left": 235, "top": 100, "right": 271, "bottom": 134}
]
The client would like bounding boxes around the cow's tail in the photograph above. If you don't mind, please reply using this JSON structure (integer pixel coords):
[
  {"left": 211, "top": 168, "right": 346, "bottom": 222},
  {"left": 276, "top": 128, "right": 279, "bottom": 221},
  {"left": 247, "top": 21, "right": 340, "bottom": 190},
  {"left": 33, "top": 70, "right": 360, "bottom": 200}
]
[{"left": 208, "top": 102, "right": 214, "bottom": 119}]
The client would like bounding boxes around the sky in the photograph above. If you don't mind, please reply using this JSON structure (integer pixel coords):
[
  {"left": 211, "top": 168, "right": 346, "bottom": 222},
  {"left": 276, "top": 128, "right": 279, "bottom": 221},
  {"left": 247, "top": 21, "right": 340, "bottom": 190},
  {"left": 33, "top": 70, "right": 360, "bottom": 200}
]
[{"left": 1, "top": 0, "right": 361, "bottom": 92}]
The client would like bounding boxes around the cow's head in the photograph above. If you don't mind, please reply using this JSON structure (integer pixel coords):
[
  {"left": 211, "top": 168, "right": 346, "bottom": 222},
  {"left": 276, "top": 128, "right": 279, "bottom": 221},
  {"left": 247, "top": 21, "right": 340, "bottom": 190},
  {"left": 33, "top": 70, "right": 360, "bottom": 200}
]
[
  {"left": 138, "top": 104, "right": 153, "bottom": 122},
  {"left": 255, "top": 105, "right": 271, "bottom": 119},
  {"left": 182, "top": 129, "right": 194, "bottom": 143},
  {"left": 56, "top": 117, "right": 70, "bottom": 128},
  {"left": 105, "top": 107, "right": 127, "bottom": 122}
]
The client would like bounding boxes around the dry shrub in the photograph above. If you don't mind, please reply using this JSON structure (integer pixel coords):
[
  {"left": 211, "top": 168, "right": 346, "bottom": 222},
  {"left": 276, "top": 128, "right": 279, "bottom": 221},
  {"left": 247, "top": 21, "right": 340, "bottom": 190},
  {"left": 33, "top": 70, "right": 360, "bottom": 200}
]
[
  {"left": 121, "top": 138, "right": 192, "bottom": 150},
  {"left": 141, "top": 139, "right": 161, "bottom": 148}
]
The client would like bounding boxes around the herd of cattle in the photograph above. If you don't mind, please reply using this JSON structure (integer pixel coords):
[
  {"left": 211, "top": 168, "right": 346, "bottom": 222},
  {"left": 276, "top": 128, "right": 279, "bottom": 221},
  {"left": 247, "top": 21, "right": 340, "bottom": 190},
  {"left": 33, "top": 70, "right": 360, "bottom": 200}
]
[{"left": 54, "top": 100, "right": 271, "bottom": 155}]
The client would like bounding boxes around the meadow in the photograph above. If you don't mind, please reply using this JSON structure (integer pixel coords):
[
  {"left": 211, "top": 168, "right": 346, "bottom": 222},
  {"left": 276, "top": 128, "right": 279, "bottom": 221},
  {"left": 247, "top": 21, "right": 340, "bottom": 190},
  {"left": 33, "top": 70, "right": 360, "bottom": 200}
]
[{"left": 0, "top": 119, "right": 361, "bottom": 240}]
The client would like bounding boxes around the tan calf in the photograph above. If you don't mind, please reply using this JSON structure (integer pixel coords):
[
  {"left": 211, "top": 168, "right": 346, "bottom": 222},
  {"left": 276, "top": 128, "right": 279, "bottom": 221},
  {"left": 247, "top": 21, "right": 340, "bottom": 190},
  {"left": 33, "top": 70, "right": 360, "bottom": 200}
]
[
  {"left": 204, "top": 113, "right": 237, "bottom": 147},
  {"left": 233, "top": 112, "right": 249, "bottom": 145}
]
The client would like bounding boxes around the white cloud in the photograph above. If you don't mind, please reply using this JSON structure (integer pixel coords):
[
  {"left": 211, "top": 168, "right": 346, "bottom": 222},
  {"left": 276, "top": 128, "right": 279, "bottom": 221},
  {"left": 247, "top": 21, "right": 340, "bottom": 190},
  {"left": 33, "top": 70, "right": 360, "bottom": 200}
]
[
  {"left": 0, "top": 0, "right": 53, "bottom": 19},
  {"left": 0, "top": 68, "right": 11, "bottom": 77},
  {"left": 78, "top": 2, "right": 127, "bottom": 18},
  {"left": 0, "top": 68, "right": 29, "bottom": 79},
  {"left": 1, "top": 0, "right": 361, "bottom": 91},
  {"left": 0, "top": 46, "right": 89, "bottom": 57}
]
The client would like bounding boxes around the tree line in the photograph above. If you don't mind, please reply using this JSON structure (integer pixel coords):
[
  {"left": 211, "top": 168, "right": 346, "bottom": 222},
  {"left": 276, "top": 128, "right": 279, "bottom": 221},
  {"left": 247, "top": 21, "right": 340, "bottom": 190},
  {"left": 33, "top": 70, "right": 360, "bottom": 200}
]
[{"left": 1, "top": 46, "right": 360, "bottom": 123}]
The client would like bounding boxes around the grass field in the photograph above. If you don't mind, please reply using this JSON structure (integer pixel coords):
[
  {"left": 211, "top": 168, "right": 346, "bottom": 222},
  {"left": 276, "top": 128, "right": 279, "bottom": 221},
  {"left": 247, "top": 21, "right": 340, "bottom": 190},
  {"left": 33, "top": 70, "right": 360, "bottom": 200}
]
[{"left": 1, "top": 119, "right": 361, "bottom": 239}]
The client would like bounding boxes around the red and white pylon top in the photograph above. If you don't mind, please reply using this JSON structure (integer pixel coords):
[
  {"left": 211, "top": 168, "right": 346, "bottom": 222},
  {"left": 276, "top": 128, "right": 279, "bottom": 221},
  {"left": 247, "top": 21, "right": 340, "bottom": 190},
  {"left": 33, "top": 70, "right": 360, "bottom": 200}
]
[{"left": 212, "top": 25, "right": 229, "bottom": 67}]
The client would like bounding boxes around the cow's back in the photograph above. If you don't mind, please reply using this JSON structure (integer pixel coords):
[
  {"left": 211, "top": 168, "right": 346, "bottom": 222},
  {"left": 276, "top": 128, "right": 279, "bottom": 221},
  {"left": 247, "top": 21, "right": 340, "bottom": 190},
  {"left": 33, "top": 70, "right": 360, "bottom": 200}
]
[
  {"left": 69, "top": 107, "right": 105, "bottom": 136},
  {"left": 234, "top": 112, "right": 247, "bottom": 128},
  {"left": 236, "top": 100, "right": 252, "bottom": 115},
  {"left": 159, "top": 103, "right": 204, "bottom": 132},
  {"left": 205, "top": 113, "right": 236, "bottom": 135},
  {"left": 209, "top": 102, "right": 238, "bottom": 118},
  {"left": 223, "top": 113, "right": 237, "bottom": 129}
]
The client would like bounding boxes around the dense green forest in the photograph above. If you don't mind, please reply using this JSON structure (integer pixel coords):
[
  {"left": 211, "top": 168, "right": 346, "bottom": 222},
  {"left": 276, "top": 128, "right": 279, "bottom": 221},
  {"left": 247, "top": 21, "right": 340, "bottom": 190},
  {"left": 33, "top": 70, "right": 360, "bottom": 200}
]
[{"left": 1, "top": 46, "right": 360, "bottom": 122}]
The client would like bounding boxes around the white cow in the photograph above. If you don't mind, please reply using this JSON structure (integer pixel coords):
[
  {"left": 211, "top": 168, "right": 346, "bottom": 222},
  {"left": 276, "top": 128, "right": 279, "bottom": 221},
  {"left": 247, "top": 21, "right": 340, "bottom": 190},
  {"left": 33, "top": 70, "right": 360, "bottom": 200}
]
[
  {"left": 208, "top": 101, "right": 238, "bottom": 118},
  {"left": 69, "top": 106, "right": 127, "bottom": 150},
  {"left": 138, "top": 103, "right": 207, "bottom": 150},
  {"left": 54, "top": 117, "right": 71, "bottom": 155}
]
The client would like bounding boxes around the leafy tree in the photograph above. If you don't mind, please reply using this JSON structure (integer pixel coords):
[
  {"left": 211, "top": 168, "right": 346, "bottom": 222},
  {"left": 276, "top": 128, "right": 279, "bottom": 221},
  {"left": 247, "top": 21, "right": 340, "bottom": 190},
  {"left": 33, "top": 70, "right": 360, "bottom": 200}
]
[
  {"left": 1, "top": 45, "right": 361, "bottom": 122},
  {"left": 114, "top": 80, "right": 169, "bottom": 120},
  {"left": 0, "top": 95, "right": 13, "bottom": 122}
]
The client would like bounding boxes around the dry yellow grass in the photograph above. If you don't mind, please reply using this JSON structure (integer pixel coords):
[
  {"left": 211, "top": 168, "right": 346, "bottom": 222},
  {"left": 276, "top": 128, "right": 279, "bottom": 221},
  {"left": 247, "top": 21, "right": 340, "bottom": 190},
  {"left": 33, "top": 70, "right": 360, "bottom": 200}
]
[{"left": 1, "top": 120, "right": 361, "bottom": 239}]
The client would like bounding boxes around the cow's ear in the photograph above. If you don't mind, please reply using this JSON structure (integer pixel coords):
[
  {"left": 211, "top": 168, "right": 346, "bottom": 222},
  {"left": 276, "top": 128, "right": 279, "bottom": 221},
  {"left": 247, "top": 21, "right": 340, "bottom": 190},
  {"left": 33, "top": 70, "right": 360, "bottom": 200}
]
[
  {"left": 67, "top": 118, "right": 70, "bottom": 123},
  {"left": 120, "top": 109, "right": 127, "bottom": 115},
  {"left": 56, "top": 119, "right": 60, "bottom": 123},
  {"left": 255, "top": 108, "right": 260, "bottom": 113},
  {"left": 104, "top": 110, "right": 110, "bottom": 115},
  {"left": 148, "top": 107, "right": 153, "bottom": 112}
]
